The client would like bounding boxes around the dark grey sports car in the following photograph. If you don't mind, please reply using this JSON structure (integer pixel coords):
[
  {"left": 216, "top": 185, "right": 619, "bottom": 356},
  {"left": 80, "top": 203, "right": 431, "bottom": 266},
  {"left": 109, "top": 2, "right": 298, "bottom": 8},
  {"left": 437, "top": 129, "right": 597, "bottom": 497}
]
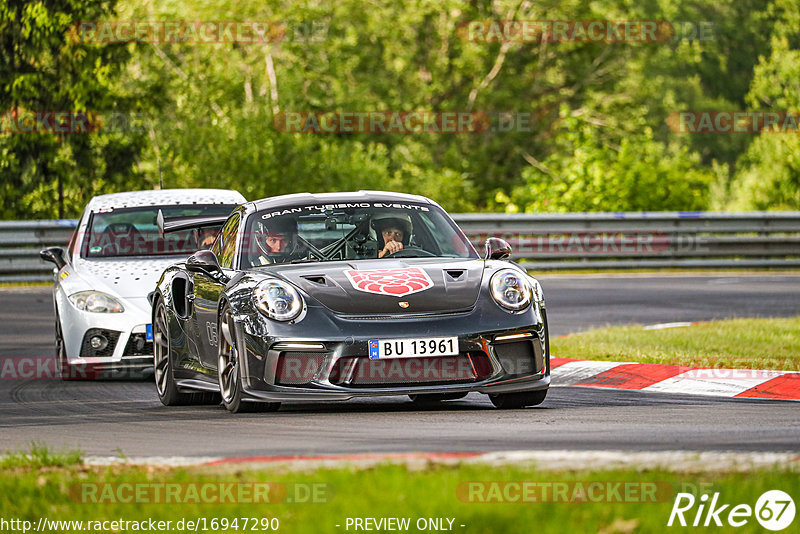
[{"left": 152, "top": 191, "right": 550, "bottom": 412}]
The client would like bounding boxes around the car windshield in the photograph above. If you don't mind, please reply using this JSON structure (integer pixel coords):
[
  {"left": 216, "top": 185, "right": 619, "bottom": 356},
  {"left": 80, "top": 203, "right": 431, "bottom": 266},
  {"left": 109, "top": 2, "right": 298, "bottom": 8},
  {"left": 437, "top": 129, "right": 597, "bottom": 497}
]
[
  {"left": 82, "top": 204, "right": 236, "bottom": 258},
  {"left": 242, "top": 202, "right": 478, "bottom": 267}
]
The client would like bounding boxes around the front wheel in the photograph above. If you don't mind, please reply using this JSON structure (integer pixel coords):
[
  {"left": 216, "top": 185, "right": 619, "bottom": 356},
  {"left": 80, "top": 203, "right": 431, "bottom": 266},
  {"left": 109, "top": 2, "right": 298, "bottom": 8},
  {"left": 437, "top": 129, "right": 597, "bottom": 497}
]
[
  {"left": 154, "top": 299, "right": 218, "bottom": 406},
  {"left": 218, "top": 304, "right": 280, "bottom": 414},
  {"left": 489, "top": 389, "right": 547, "bottom": 409}
]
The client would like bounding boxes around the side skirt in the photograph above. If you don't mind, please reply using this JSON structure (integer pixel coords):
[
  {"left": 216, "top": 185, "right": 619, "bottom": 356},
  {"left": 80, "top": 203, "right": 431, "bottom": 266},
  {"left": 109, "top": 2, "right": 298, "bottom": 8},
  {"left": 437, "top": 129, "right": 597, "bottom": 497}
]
[{"left": 176, "top": 378, "right": 220, "bottom": 393}]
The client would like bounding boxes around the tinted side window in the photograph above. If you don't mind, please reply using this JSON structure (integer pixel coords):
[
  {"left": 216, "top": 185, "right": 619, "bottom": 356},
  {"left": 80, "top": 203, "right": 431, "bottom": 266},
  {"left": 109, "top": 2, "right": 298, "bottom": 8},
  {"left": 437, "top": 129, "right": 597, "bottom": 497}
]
[{"left": 216, "top": 214, "right": 240, "bottom": 269}]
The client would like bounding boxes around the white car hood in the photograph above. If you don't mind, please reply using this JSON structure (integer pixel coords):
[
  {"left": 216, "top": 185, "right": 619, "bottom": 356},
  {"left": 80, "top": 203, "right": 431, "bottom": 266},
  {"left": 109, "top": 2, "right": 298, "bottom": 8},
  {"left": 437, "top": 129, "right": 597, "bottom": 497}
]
[{"left": 72, "top": 256, "right": 181, "bottom": 299}]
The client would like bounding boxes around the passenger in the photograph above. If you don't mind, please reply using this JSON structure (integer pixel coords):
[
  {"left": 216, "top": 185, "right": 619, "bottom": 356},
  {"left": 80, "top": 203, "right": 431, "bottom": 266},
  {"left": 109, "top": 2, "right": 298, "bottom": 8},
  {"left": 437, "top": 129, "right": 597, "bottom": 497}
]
[{"left": 372, "top": 215, "right": 412, "bottom": 258}]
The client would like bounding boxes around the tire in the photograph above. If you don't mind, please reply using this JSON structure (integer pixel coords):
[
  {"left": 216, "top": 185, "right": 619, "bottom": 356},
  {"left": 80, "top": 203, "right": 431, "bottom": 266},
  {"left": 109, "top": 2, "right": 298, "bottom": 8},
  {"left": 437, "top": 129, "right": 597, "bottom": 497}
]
[
  {"left": 218, "top": 303, "right": 280, "bottom": 414},
  {"left": 153, "top": 298, "right": 219, "bottom": 406},
  {"left": 409, "top": 393, "right": 468, "bottom": 403},
  {"left": 489, "top": 389, "right": 547, "bottom": 409},
  {"left": 55, "top": 313, "right": 78, "bottom": 381}
]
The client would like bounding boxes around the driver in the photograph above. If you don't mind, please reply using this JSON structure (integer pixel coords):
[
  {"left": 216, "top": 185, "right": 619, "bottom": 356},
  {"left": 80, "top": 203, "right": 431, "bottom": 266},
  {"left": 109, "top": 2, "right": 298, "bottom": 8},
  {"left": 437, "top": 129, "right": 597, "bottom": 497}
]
[
  {"left": 372, "top": 214, "right": 412, "bottom": 258},
  {"left": 252, "top": 217, "right": 298, "bottom": 265},
  {"left": 198, "top": 228, "right": 217, "bottom": 249}
]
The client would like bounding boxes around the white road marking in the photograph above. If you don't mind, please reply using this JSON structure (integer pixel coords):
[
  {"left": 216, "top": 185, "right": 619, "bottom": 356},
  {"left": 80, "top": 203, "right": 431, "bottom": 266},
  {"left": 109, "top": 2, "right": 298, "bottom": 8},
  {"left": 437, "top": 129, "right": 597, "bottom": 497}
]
[
  {"left": 469, "top": 450, "right": 800, "bottom": 472},
  {"left": 642, "top": 321, "right": 693, "bottom": 330},
  {"left": 550, "top": 360, "right": 627, "bottom": 386},
  {"left": 77, "top": 450, "right": 800, "bottom": 472},
  {"left": 643, "top": 369, "right": 785, "bottom": 396},
  {"left": 83, "top": 456, "right": 223, "bottom": 467}
]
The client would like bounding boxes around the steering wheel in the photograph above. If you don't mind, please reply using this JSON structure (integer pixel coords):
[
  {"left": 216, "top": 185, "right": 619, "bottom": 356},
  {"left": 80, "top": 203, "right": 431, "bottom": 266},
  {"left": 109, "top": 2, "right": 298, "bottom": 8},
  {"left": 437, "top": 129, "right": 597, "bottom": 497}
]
[
  {"left": 103, "top": 222, "right": 142, "bottom": 255},
  {"left": 384, "top": 246, "right": 436, "bottom": 258},
  {"left": 105, "top": 222, "right": 139, "bottom": 235}
]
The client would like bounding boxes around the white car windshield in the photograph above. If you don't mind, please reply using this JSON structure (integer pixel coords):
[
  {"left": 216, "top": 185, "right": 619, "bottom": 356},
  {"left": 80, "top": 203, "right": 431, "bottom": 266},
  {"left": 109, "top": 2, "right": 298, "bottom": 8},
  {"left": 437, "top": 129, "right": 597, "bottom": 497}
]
[{"left": 82, "top": 204, "right": 235, "bottom": 258}]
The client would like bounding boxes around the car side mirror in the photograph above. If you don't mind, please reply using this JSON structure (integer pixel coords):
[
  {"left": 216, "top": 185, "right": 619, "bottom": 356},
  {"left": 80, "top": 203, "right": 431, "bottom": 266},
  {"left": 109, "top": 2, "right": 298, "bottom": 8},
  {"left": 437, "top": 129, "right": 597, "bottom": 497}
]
[
  {"left": 40, "top": 247, "right": 67, "bottom": 269},
  {"left": 484, "top": 237, "right": 512, "bottom": 260},
  {"left": 186, "top": 250, "right": 224, "bottom": 278}
]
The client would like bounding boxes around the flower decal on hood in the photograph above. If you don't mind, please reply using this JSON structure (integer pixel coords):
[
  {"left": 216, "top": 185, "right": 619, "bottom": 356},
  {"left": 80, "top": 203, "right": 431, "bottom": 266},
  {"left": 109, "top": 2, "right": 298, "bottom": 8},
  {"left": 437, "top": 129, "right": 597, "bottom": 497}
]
[{"left": 344, "top": 267, "right": 434, "bottom": 297}]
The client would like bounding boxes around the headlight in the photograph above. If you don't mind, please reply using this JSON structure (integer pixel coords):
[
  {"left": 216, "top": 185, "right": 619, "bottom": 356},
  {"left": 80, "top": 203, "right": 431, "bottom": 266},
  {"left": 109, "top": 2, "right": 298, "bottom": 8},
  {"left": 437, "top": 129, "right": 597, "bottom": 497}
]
[
  {"left": 253, "top": 279, "right": 303, "bottom": 321},
  {"left": 68, "top": 291, "right": 124, "bottom": 313},
  {"left": 490, "top": 269, "right": 532, "bottom": 311}
]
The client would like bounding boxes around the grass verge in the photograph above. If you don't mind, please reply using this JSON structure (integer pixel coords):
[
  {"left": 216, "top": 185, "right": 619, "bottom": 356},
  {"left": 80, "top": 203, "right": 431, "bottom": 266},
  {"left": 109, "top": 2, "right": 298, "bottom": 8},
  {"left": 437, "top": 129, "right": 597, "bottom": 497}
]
[
  {"left": 0, "top": 443, "right": 83, "bottom": 469},
  {"left": 1, "top": 458, "right": 797, "bottom": 533},
  {"left": 0, "top": 281, "right": 51, "bottom": 288},
  {"left": 552, "top": 316, "right": 800, "bottom": 370}
]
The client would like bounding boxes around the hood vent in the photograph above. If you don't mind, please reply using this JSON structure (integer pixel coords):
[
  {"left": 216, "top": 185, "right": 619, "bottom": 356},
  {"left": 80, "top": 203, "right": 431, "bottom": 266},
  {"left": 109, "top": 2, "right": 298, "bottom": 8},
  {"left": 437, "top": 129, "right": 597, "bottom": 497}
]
[
  {"left": 301, "top": 275, "right": 328, "bottom": 286},
  {"left": 445, "top": 269, "right": 466, "bottom": 281}
]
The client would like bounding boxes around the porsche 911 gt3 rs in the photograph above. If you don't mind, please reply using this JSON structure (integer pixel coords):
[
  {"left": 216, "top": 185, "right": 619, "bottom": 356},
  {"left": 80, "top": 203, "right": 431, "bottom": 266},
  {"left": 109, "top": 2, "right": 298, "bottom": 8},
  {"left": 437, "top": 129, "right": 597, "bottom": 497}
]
[
  {"left": 152, "top": 191, "right": 549, "bottom": 411},
  {"left": 40, "top": 189, "right": 246, "bottom": 379}
]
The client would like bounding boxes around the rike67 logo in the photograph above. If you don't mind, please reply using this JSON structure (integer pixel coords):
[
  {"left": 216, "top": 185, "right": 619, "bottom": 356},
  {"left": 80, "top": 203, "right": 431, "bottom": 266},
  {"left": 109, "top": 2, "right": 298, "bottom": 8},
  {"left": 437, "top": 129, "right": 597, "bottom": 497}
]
[{"left": 668, "top": 490, "right": 795, "bottom": 530}]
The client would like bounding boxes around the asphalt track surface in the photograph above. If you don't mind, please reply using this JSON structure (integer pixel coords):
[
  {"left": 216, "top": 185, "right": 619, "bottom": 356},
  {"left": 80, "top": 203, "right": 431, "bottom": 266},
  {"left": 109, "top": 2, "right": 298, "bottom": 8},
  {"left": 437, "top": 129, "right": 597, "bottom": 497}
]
[{"left": 1, "top": 274, "right": 799, "bottom": 458}]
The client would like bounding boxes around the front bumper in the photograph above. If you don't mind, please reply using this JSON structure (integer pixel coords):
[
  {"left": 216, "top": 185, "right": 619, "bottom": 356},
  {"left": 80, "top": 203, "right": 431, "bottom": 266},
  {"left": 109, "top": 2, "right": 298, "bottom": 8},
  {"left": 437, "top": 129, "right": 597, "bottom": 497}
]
[
  {"left": 234, "top": 305, "right": 549, "bottom": 402},
  {"left": 57, "top": 290, "right": 154, "bottom": 376}
]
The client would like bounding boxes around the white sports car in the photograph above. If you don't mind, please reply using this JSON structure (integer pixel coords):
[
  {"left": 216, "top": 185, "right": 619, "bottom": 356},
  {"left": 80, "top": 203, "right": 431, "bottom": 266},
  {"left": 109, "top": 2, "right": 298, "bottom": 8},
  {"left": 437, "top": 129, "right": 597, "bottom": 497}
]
[{"left": 40, "top": 189, "right": 246, "bottom": 379}]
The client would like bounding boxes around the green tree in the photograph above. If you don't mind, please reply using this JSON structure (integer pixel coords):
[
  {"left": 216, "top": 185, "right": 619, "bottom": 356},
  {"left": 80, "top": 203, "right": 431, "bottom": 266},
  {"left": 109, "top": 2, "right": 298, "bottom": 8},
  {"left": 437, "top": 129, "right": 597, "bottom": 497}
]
[
  {"left": 5, "top": 0, "right": 795, "bottom": 218},
  {"left": 724, "top": 0, "right": 800, "bottom": 209},
  {"left": 0, "top": 0, "right": 151, "bottom": 218},
  {"left": 496, "top": 108, "right": 714, "bottom": 212}
]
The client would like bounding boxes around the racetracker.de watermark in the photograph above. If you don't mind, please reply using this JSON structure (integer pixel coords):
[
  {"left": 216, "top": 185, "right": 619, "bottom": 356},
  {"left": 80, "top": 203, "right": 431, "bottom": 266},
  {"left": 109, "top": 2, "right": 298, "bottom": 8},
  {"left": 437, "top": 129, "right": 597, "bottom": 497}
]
[
  {"left": 457, "top": 20, "right": 713, "bottom": 43},
  {"left": 276, "top": 353, "right": 514, "bottom": 384},
  {"left": 54, "top": 229, "right": 711, "bottom": 259},
  {"left": 0, "top": 110, "right": 150, "bottom": 135},
  {"left": 465, "top": 231, "right": 708, "bottom": 256},
  {"left": 667, "top": 111, "right": 800, "bottom": 134},
  {"left": 681, "top": 368, "right": 788, "bottom": 380},
  {"left": 274, "top": 111, "right": 544, "bottom": 134},
  {"left": 71, "top": 482, "right": 330, "bottom": 504},
  {"left": 0, "top": 357, "right": 146, "bottom": 380},
  {"left": 458, "top": 481, "right": 675, "bottom": 503},
  {"left": 69, "top": 20, "right": 328, "bottom": 44}
]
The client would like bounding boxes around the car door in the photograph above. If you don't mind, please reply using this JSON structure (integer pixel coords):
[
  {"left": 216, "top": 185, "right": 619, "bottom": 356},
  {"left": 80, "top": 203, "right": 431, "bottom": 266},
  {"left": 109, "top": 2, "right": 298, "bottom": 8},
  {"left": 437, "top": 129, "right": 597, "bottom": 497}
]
[{"left": 193, "top": 212, "right": 240, "bottom": 369}]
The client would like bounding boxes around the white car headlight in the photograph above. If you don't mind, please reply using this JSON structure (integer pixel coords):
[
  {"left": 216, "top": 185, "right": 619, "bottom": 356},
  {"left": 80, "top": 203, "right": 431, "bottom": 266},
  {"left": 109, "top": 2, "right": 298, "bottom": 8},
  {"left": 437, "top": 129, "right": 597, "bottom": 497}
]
[
  {"left": 253, "top": 280, "right": 303, "bottom": 321},
  {"left": 490, "top": 269, "right": 532, "bottom": 311},
  {"left": 68, "top": 291, "right": 125, "bottom": 313}
]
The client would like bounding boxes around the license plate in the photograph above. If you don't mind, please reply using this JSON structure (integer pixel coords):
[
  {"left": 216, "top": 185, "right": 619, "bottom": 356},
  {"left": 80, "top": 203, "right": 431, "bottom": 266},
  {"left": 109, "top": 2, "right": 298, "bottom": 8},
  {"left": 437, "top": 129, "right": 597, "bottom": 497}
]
[
  {"left": 368, "top": 337, "right": 458, "bottom": 359},
  {"left": 145, "top": 324, "right": 153, "bottom": 341}
]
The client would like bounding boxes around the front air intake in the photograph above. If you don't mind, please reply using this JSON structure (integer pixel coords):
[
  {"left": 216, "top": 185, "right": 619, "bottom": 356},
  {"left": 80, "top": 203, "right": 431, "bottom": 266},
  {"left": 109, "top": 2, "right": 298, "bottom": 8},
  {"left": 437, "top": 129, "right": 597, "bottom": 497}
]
[
  {"left": 493, "top": 339, "right": 543, "bottom": 376},
  {"left": 79, "top": 329, "right": 121, "bottom": 357},
  {"left": 329, "top": 352, "right": 492, "bottom": 387},
  {"left": 275, "top": 352, "right": 327, "bottom": 385},
  {"left": 124, "top": 333, "right": 153, "bottom": 356}
]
